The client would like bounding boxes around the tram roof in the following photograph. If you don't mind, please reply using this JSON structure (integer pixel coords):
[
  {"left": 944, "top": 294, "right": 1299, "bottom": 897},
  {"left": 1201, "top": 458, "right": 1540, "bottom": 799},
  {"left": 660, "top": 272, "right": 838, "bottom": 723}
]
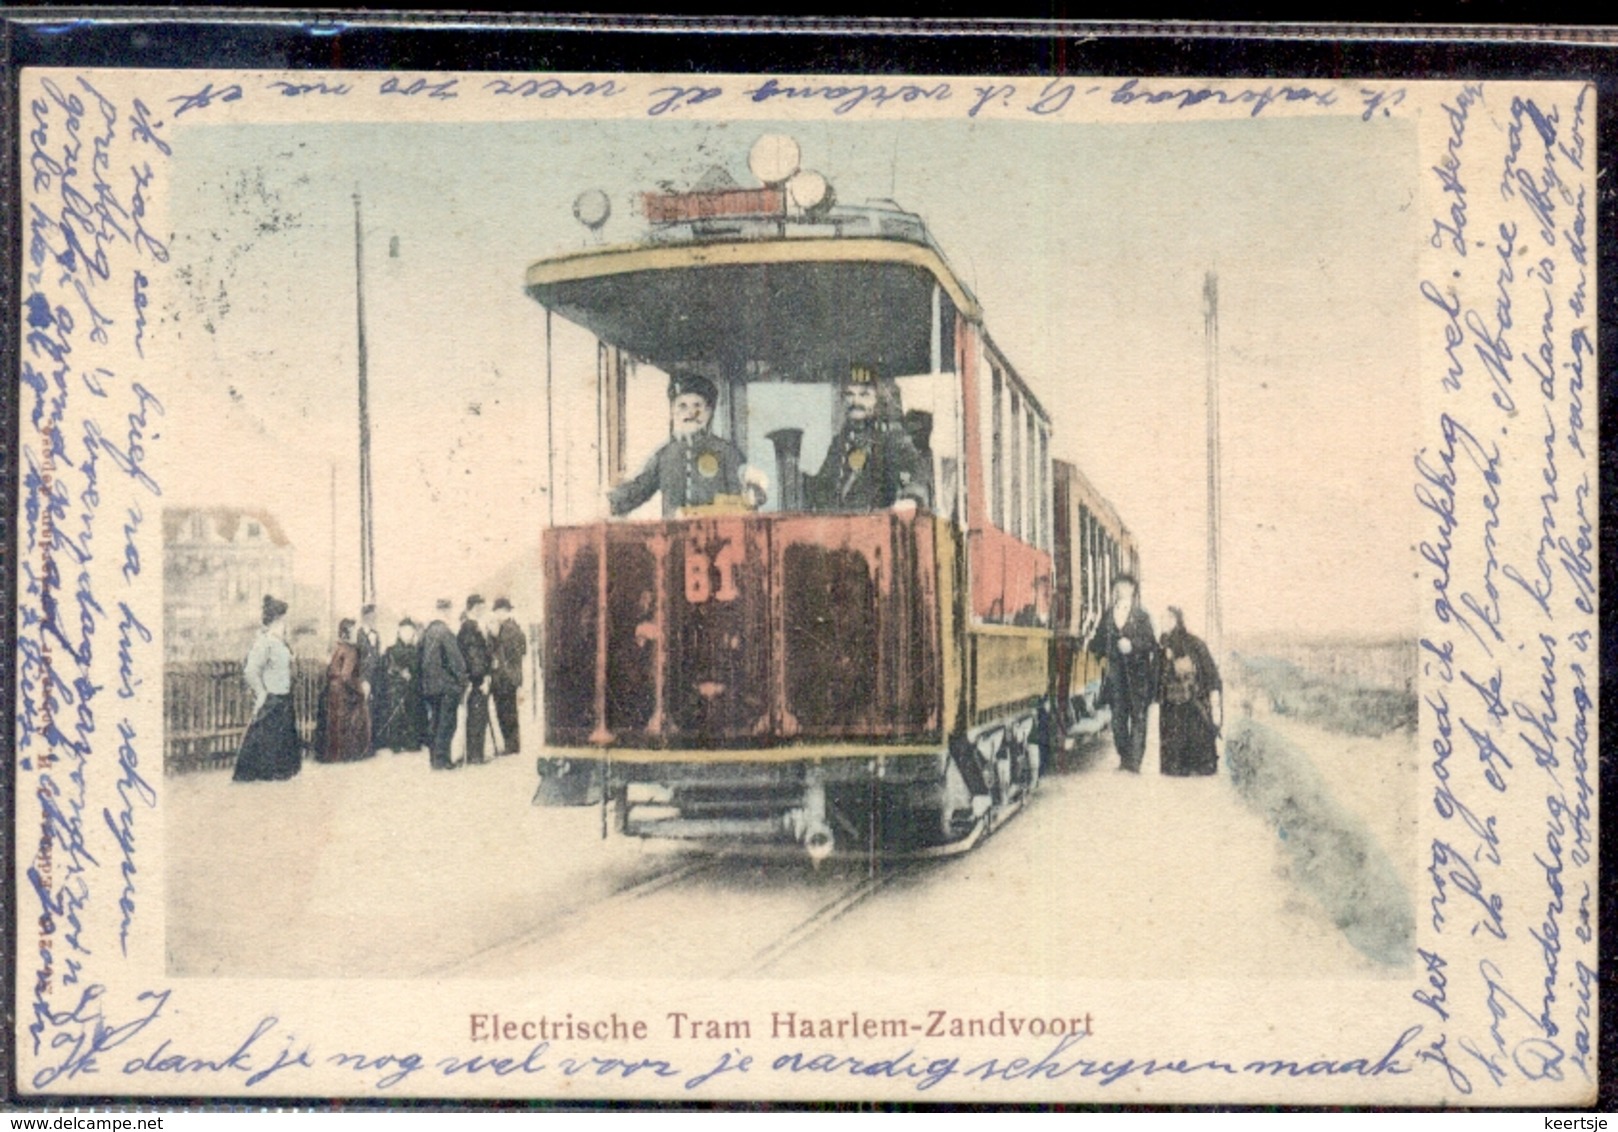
[
  {"left": 1055, "top": 458, "right": 1127, "bottom": 534},
  {"left": 525, "top": 237, "right": 983, "bottom": 380}
]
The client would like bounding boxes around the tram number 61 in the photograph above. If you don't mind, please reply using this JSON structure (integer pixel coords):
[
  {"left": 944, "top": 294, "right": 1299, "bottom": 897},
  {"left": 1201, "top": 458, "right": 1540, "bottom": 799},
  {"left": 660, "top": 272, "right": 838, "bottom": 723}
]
[{"left": 685, "top": 538, "right": 744, "bottom": 604}]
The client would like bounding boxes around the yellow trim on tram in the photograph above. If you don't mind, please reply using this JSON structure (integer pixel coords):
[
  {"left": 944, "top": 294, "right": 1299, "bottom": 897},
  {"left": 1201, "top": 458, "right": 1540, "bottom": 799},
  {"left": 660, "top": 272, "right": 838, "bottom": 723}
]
[
  {"left": 971, "top": 629, "right": 1049, "bottom": 719},
  {"left": 544, "top": 742, "right": 944, "bottom": 765},
  {"left": 525, "top": 238, "right": 983, "bottom": 323},
  {"left": 969, "top": 623, "right": 1053, "bottom": 639}
]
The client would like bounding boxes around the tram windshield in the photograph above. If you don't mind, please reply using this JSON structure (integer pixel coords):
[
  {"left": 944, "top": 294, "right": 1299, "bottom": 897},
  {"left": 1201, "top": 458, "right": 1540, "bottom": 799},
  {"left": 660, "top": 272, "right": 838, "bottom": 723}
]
[{"left": 533, "top": 255, "right": 965, "bottom": 522}]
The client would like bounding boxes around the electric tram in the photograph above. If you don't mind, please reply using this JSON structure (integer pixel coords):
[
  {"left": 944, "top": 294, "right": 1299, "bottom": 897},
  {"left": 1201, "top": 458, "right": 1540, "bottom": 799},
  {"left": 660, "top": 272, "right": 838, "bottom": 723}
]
[{"left": 526, "top": 135, "right": 1139, "bottom": 858}]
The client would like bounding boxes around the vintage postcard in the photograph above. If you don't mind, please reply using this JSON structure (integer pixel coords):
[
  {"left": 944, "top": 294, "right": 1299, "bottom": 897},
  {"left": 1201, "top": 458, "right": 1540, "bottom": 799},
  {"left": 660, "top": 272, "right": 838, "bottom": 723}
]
[{"left": 12, "top": 64, "right": 1598, "bottom": 1104}]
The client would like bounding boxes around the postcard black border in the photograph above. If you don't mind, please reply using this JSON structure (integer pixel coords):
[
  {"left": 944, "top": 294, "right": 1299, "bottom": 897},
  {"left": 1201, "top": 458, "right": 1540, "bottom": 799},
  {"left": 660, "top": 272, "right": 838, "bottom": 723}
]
[{"left": 0, "top": 10, "right": 1613, "bottom": 1115}]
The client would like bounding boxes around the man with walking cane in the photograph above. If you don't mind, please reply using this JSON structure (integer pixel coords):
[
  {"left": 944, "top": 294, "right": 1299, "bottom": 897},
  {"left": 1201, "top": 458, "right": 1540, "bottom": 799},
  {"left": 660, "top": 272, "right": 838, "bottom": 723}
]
[{"left": 488, "top": 597, "right": 528, "bottom": 757}]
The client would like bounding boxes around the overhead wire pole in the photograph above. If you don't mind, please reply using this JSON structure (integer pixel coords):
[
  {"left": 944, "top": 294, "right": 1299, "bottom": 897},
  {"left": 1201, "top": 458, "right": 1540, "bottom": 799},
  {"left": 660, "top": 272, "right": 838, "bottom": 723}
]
[
  {"left": 354, "top": 190, "right": 377, "bottom": 607},
  {"left": 328, "top": 461, "right": 337, "bottom": 632},
  {"left": 545, "top": 309, "right": 556, "bottom": 527},
  {"left": 1203, "top": 270, "right": 1223, "bottom": 656}
]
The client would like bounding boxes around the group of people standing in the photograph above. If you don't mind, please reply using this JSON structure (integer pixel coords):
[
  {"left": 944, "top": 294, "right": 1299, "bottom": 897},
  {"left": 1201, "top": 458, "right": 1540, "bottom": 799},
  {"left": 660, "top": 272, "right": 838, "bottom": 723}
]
[
  {"left": 412, "top": 594, "right": 529, "bottom": 771},
  {"left": 231, "top": 593, "right": 529, "bottom": 782},
  {"left": 1087, "top": 575, "right": 1224, "bottom": 777}
]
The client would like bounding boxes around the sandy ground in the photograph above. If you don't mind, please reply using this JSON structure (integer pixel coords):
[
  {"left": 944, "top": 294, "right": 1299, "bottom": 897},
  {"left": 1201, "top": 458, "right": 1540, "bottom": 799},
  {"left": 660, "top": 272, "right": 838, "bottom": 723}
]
[
  {"left": 166, "top": 717, "right": 1416, "bottom": 981},
  {"left": 1251, "top": 710, "right": 1422, "bottom": 905},
  {"left": 770, "top": 729, "right": 1396, "bottom": 980},
  {"left": 166, "top": 752, "right": 684, "bottom": 978}
]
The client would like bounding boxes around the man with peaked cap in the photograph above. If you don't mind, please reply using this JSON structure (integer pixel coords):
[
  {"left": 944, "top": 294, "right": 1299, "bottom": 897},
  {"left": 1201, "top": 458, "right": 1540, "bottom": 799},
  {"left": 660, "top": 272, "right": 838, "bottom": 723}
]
[
  {"left": 807, "top": 363, "right": 931, "bottom": 514},
  {"left": 357, "top": 602, "right": 385, "bottom": 754},
  {"left": 488, "top": 597, "right": 528, "bottom": 756},
  {"left": 608, "top": 372, "right": 764, "bottom": 518},
  {"left": 1087, "top": 574, "right": 1159, "bottom": 774},
  {"left": 458, "top": 594, "right": 494, "bottom": 765},
  {"left": 419, "top": 598, "right": 467, "bottom": 770}
]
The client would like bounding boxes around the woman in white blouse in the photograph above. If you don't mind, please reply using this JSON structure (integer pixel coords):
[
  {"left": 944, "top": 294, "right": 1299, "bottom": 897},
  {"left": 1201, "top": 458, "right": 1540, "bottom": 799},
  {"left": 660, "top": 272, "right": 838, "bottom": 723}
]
[{"left": 232, "top": 595, "right": 302, "bottom": 782}]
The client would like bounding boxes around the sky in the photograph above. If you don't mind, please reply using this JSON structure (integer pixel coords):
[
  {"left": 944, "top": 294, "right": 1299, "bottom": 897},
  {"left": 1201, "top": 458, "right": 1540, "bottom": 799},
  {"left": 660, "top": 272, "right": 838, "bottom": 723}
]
[{"left": 160, "top": 111, "right": 1420, "bottom": 639}]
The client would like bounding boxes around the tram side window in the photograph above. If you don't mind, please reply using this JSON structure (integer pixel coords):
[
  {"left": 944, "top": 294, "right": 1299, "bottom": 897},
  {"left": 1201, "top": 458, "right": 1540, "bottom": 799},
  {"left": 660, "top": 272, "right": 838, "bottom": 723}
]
[
  {"left": 938, "top": 456, "right": 959, "bottom": 520},
  {"left": 1078, "top": 504, "right": 1092, "bottom": 626},
  {"left": 1009, "top": 390, "right": 1023, "bottom": 542},
  {"left": 990, "top": 366, "right": 1004, "bottom": 530},
  {"left": 1094, "top": 517, "right": 1107, "bottom": 621},
  {"left": 894, "top": 370, "right": 958, "bottom": 521},
  {"left": 1025, "top": 410, "right": 1037, "bottom": 550},
  {"left": 938, "top": 292, "right": 958, "bottom": 373},
  {"left": 612, "top": 359, "right": 682, "bottom": 521},
  {"left": 1038, "top": 424, "right": 1050, "bottom": 553},
  {"left": 1099, "top": 527, "right": 1113, "bottom": 605}
]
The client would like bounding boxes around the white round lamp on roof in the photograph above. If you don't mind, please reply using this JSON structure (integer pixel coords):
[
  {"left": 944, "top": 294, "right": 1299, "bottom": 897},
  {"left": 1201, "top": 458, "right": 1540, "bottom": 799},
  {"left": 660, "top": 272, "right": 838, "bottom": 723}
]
[
  {"left": 748, "top": 133, "right": 801, "bottom": 185},
  {"left": 787, "top": 169, "right": 835, "bottom": 215},
  {"left": 572, "top": 188, "right": 612, "bottom": 233}
]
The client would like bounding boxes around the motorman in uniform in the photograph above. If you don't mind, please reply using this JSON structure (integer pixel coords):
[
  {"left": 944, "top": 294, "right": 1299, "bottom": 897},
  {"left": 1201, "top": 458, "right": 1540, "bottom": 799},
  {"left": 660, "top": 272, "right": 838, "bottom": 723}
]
[
  {"left": 807, "top": 364, "right": 931, "bottom": 514},
  {"left": 608, "top": 372, "right": 766, "bottom": 518}
]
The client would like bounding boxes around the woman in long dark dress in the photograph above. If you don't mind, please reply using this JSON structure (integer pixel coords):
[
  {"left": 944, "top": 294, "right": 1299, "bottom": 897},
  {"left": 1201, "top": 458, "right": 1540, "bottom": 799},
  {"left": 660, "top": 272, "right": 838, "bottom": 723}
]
[
  {"left": 233, "top": 596, "right": 302, "bottom": 782},
  {"left": 378, "top": 618, "right": 427, "bottom": 752},
  {"left": 1158, "top": 606, "right": 1223, "bottom": 777},
  {"left": 315, "top": 618, "right": 373, "bottom": 762}
]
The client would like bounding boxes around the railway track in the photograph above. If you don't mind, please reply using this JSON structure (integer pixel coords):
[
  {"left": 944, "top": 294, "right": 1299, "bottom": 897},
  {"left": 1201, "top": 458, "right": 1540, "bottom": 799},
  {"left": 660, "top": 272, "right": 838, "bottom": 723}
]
[
  {"left": 428, "top": 793, "right": 1041, "bottom": 979},
  {"left": 421, "top": 853, "right": 722, "bottom": 978},
  {"left": 428, "top": 850, "right": 933, "bottom": 980},
  {"left": 730, "top": 861, "right": 918, "bottom": 976},
  {"left": 724, "top": 801, "right": 1041, "bottom": 976}
]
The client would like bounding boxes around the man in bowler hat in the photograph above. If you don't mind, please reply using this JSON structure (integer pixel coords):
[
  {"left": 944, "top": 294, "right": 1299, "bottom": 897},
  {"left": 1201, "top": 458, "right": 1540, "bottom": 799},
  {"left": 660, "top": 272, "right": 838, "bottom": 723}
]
[
  {"left": 1087, "top": 574, "right": 1159, "bottom": 773},
  {"left": 489, "top": 597, "right": 528, "bottom": 756},
  {"left": 419, "top": 598, "right": 467, "bottom": 770},
  {"left": 458, "top": 594, "right": 494, "bottom": 765},
  {"left": 357, "top": 602, "right": 385, "bottom": 754}
]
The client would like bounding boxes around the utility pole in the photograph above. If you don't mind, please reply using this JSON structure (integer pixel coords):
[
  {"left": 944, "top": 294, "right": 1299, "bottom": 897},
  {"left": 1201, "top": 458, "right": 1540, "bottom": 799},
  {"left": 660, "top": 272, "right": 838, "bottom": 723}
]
[
  {"left": 354, "top": 191, "right": 376, "bottom": 607},
  {"left": 328, "top": 460, "right": 337, "bottom": 634},
  {"left": 1203, "top": 270, "right": 1223, "bottom": 655},
  {"left": 545, "top": 309, "right": 556, "bottom": 527}
]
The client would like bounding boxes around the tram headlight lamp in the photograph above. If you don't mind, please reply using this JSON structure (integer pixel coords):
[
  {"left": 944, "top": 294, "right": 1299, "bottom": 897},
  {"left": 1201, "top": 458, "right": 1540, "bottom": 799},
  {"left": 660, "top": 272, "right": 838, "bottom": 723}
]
[
  {"left": 573, "top": 188, "right": 612, "bottom": 232},
  {"left": 787, "top": 169, "right": 835, "bottom": 215},
  {"left": 748, "top": 133, "right": 801, "bottom": 185}
]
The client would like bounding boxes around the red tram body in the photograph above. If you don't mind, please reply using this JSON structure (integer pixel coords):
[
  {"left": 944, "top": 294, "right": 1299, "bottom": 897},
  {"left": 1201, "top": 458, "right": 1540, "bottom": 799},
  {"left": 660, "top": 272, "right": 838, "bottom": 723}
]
[{"left": 527, "top": 141, "right": 1138, "bottom": 857}]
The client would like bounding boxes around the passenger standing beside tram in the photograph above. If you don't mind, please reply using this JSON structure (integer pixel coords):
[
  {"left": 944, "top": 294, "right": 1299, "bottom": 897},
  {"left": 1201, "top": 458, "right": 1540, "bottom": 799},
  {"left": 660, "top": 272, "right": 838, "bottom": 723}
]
[
  {"left": 608, "top": 372, "right": 764, "bottom": 517},
  {"left": 356, "top": 603, "right": 385, "bottom": 755},
  {"left": 459, "top": 594, "right": 495, "bottom": 766},
  {"left": 316, "top": 618, "right": 373, "bottom": 763},
  {"left": 233, "top": 595, "right": 302, "bottom": 783},
  {"left": 488, "top": 597, "right": 527, "bottom": 757},
  {"left": 420, "top": 599, "right": 468, "bottom": 770},
  {"left": 1158, "top": 606, "right": 1223, "bottom": 777},
  {"left": 378, "top": 617, "right": 427, "bottom": 753},
  {"left": 806, "top": 364, "right": 930, "bottom": 514},
  {"left": 1087, "top": 574, "right": 1159, "bottom": 774}
]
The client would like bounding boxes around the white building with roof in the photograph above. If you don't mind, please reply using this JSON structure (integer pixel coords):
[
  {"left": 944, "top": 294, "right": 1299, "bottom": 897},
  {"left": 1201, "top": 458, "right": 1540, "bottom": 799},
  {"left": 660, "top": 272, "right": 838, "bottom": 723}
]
[{"left": 163, "top": 507, "right": 296, "bottom": 663}]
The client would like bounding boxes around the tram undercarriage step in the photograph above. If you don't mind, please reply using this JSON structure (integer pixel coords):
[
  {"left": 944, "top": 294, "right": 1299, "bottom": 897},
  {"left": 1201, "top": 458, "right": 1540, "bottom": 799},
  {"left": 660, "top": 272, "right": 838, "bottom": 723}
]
[{"left": 625, "top": 813, "right": 784, "bottom": 840}]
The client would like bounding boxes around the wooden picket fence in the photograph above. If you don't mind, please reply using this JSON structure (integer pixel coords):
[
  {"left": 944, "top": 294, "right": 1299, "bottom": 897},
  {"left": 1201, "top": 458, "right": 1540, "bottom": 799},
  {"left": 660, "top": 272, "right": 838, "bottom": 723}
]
[{"left": 164, "top": 658, "right": 326, "bottom": 775}]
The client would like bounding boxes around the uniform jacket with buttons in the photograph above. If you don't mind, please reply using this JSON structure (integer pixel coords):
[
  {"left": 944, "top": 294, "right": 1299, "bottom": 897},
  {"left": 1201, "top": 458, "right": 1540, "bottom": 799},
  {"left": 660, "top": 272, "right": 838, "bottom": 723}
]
[
  {"left": 807, "top": 419, "right": 930, "bottom": 513},
  {"left": 609, "top": 431, "right": 746, "bottom": 518}
]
